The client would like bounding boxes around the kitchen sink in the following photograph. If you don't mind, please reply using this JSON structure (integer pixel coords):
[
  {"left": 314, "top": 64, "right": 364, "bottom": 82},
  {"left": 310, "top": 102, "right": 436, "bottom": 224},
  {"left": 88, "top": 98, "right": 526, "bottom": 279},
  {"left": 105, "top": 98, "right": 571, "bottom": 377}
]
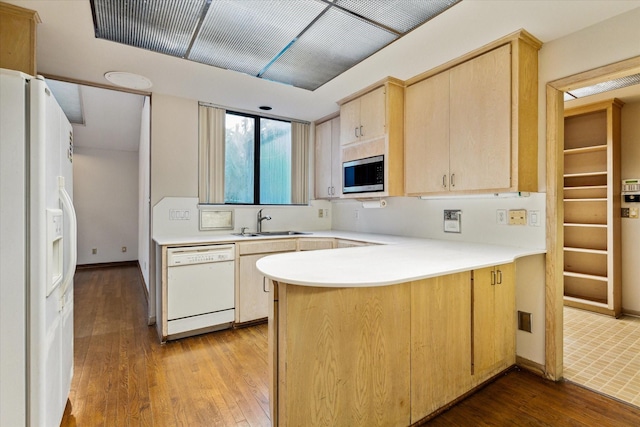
[
  {"left": 257, "top": 231, "right": 311, "bottom": 236},
  {"left": 231, "top": 231, "right": 311, "bottom": 237}
]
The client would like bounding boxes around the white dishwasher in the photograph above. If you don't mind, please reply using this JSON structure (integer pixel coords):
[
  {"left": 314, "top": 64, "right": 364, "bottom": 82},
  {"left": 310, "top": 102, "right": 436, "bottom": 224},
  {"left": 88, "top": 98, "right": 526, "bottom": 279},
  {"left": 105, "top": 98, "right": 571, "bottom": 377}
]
[{"left": 166, "top": 244, "right": 235, "bottom": 337}]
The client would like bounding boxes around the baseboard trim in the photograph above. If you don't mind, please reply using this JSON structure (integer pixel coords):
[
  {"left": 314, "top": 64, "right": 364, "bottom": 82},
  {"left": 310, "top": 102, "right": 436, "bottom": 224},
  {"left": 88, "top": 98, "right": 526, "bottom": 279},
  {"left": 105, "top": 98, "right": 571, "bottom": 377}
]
[
  {"left": 516, "top": 355, "right": 546, "bottom": 377},
  {"left": 136, "top": 260, "right": 150, "bottom": 303},
  {"left": 76, "top": 260, "right": 138, "bottom": 270}
]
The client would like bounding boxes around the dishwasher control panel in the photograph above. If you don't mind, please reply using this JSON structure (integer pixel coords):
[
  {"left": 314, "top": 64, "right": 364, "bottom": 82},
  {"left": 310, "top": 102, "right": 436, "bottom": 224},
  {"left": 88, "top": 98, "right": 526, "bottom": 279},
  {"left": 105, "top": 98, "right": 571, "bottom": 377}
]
[{"left": 168, "top": 244, "right": 235, "bottom": 266}]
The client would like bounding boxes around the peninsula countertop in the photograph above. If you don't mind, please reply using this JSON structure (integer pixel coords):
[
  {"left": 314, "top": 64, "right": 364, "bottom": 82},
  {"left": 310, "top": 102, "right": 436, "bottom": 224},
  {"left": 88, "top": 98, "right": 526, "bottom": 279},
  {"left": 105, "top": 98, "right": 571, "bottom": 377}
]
[{"left": 256, "top": 239, "right": 545, "bottom": 288}]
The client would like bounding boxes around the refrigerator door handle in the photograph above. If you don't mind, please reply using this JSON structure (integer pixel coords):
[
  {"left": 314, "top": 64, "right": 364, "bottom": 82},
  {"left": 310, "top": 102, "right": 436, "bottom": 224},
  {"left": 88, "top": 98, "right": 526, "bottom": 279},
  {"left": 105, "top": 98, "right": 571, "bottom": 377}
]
[{"left": 58, "top": 176, "right": 77, "bottom": 305}]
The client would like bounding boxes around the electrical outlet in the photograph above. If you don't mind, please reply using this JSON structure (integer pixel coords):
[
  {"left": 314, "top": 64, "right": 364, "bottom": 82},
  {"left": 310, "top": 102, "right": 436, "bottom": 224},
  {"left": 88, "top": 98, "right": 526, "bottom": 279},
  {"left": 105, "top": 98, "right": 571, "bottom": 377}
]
[
  {"left": 508, "top": 209, "right": 527, "bottom": 225},
  {"left": 318, "top": 208, "right": 323, "bottom": 218},
  {"left": 496, "top": 209, "right": 507, "bottom": 225},
  {"left": 630, "top": 207, "right": 639, "bottom": 219},
  {"left": 92, "top": 248, "right": 97, "bottom": 255},
  {"left": 622, "top": 208, "right": 630, "bottom": 218},
  {"left": 122, "top": 246, "right": 127, "bottom": 252}
]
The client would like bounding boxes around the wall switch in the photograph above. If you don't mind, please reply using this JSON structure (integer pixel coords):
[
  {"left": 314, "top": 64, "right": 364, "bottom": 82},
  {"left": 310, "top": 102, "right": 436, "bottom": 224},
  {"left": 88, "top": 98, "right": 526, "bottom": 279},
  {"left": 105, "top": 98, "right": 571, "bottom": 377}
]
[
  {"left": 496, "top": 209, "right": 507, "bottom": 225},
  {"left": 622, "top": 208, "right": 630, "bottom": 218},
  {"left": 318, "top": 208, "right": 323, "bottom": 218},
  {"left": 529, "top": 210, "right": 541, "bottom": 227},
  {"left": 354, "top": 210, "right": 359, "bottom": 220},
  {"left": 508, "top": 209, "right": 527, "bottom": 225}
]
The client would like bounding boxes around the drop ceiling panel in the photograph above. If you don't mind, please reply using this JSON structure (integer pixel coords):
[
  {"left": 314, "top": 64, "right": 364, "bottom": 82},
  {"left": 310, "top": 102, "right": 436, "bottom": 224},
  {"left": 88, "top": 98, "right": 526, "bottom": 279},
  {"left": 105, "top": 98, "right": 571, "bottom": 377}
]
[
  {"left": 333, "top": 0, "right": 461, "bottom": 34},
  {"left": 261, "top": 6, "right": 397, "bottom": 90},
  {"left": 92, "top": 0, "right": 207, "bottom": 57},
  {"left": 189, "top": 0, "right": 327, "bottom": 76}
]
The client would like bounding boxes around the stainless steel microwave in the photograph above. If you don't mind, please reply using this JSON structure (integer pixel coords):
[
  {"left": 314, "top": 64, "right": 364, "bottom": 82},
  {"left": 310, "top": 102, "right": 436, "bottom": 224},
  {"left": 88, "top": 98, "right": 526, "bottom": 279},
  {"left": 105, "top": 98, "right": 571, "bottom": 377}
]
[{"left": 343, "top": 155, "right": 384, "bottom": 194}]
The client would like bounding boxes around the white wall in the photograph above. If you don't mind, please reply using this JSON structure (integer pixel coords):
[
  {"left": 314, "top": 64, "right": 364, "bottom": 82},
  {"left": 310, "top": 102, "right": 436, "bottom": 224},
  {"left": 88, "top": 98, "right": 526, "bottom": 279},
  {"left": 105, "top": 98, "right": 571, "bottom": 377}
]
[
  {"left": 74, "top": 146, "right": 139, "bottom": 265},
  {"left": 621, "top": 101, "right": 640, "bottom": 314},
  {"left": 138, "top": 97, "right": 151, "bottom": 290}
]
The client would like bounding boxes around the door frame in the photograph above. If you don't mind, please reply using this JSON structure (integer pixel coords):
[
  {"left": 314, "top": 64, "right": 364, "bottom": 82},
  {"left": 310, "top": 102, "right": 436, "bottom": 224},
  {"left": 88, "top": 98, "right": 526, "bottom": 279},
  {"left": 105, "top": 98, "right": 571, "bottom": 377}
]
[{"left": 544, "top": 55, "right": 640, "bottom": 380}]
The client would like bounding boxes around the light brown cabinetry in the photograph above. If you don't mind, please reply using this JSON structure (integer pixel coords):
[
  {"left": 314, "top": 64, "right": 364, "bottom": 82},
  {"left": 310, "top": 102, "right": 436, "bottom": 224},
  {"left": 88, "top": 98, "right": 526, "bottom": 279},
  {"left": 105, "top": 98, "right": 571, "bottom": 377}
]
[
  {"left": 410, "top": 272, "right": 472, "bottom": 422},
  {"left": 340, "top": 86, "right": 386, "bottom": 145},
  {"left": 334, "top": 239, "right": 372, "bottom": 248},
  {"left": 297, "top": 238, "right": 334, "bottom": 251},
  {"left": 563, "top": 99, "right": 622, "bottom": 317},
  {"left": 472, "top": 263, "right": 515, "bottom": 384},
  {"left": 314, "top": 116, "right": 342, "bottom": 199},
  {"left": 270, "top": 263, "right": 517, "bottom": 426},
  {"left": 237, "top": 240, "right": 297, "bottom": 324},
  {"left": 339, "top": 78, "right": 405, "bottom": 198},
  {"left": 405, "top": 30, "right": 541, "bottom": 195},
  {"left": 0, "top": 3, "right": 40, "bottom": 76}
]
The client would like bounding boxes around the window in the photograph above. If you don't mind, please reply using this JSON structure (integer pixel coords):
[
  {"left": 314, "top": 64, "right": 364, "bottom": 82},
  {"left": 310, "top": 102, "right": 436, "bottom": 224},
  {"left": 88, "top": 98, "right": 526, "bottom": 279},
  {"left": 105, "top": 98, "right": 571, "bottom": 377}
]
[
  {"left": 225, "top": 112, "right": 292, "bottom": 204},
  {"left": 199, "top": 105, "right": 309, "bottom": 205}
]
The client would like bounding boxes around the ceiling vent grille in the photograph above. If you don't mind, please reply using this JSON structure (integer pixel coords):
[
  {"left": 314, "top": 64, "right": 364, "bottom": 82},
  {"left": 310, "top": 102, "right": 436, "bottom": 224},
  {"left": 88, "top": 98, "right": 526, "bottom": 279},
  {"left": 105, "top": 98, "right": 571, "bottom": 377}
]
[
  {"left": 90, "top": 0, "right": 461, "bottom": 90},
  {"left": 564, "top": 73, "right": 640, "bottom": 101}
]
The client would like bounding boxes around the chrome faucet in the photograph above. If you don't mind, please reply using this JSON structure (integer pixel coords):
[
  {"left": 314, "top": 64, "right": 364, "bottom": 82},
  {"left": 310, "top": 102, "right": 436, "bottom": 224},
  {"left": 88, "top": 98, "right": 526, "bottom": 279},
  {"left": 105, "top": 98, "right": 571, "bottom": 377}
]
[{"left": 257, "top": 209, "right": 271, "bottom": 233}]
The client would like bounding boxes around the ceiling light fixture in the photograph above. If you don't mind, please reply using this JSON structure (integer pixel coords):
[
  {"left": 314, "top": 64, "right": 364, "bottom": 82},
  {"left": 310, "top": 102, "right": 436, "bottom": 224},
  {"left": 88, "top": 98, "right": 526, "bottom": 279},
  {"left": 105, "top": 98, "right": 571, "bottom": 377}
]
[
  {"left": 259, "top": 105, "right": 273, "bottom": 111},
  {"left": 564, "top": 73, "right": 640, "bottom": 101},
  {"left": 104, "top": 71, "right": 153, "bottom": 90}
]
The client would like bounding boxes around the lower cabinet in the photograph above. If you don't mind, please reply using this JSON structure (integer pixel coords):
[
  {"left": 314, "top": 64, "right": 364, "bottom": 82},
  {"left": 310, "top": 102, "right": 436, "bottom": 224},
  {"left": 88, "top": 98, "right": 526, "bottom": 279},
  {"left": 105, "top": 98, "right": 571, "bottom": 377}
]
[
  {"left": 237, "top": 239, "right": 297, "bottom": 324},
  {"left": 410, "top": 272, "right": 472, "bottom": 422},
  {"left": 270, "top": 263, "right": 517, "bottom": 426},
  {"left": 472, "top": 263, "right": 516, "bottom": 384}
]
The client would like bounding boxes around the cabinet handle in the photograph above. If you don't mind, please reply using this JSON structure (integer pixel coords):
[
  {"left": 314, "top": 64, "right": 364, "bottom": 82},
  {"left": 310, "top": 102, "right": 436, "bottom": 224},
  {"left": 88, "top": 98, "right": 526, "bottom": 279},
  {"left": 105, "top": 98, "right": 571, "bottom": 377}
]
[
  {"left": 442, "top": 175, "right": 447, "bottom": 188},
  {"left": 355, "top": 127, "right": 359, "bottom": 138},
  {"left": 497, "top": 269, "right": 503, "bottom": 285},
  {"left": 328, "top": 186, "right": 331, "bottom": 196},
  {"left": 331, "top": 186, "right": 335, "bottom": 195},
  {"left": 491, "top": 270, "right": 496, "bottom": 286},
  {"left": 263, "top": 277, "right": 269, "bottom": 293},
  {"left": 360, "top": 125, "right": 364, "bottom": 137},
  {"left": 450, "top": 173, "right": 456, "bottom": 188}
]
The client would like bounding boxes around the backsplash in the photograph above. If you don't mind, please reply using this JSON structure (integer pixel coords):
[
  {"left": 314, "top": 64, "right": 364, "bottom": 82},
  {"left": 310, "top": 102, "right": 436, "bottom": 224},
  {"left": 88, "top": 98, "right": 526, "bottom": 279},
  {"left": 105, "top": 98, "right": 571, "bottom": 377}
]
[
  {"left": 331, "top": 193, "right": 546, "bottom": 249},
  {"left": 152, "top": 197, "right": 332, "bottom": 238}
]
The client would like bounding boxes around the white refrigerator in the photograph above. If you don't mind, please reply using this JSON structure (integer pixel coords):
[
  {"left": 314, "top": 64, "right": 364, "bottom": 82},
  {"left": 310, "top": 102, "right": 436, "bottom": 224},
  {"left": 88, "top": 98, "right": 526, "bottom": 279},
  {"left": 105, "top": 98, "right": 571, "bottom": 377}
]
[{"left": 1, "top": 68, "right": 77, "bottom": 426}]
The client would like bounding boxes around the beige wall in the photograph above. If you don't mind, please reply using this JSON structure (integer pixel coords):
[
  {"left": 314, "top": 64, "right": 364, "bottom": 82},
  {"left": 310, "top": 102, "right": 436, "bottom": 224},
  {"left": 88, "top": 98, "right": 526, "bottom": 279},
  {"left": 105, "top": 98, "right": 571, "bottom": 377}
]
[
  {"left": 621, "top": 101, "right": 640, "bottom": 314},
  {"left": 150, "top": 93, "right": 198, "bottom": 206}
]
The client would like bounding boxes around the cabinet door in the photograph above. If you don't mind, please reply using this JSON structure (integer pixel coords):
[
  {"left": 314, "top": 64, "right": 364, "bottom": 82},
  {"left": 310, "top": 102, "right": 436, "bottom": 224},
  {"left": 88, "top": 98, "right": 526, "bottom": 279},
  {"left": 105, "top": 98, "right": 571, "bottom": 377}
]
[
  {"left": 359, "top": 86, "right": 386, "bottom": 142},
  {"left": 340, "top": 98, "right": 361, "bottom": 145},
  {"left": 314, "top": 120, "right": 333, "bottom": 199},
  {"left": 450, "top": 44, "right": 511, "bottom": 192},
  {"left": 473, "top": 263, "right": 515, "bottom": 383},
  {"left": 405, "top": 71, "right": 450, "bottom": 195},
  {"left": 411, "top": 272, "right": 471, "bottom": 422},
  {"left": 330, "top": 117, "right": 342, "bottom": 197},
  {"left": 238, "top": 253, "right": 271, "bottom": 323}
]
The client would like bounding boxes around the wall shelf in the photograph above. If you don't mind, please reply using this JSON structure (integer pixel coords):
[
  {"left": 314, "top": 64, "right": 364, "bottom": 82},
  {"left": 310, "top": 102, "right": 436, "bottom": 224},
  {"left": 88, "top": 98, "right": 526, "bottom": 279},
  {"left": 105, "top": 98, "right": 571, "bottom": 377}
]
[{"left": 562, "top": 99, "right": 623, "bottom": 317}]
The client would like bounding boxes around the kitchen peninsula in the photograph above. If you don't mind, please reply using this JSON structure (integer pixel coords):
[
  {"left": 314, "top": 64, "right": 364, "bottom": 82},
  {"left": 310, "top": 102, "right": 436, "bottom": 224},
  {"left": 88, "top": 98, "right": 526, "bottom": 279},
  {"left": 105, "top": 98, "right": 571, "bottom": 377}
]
[{"left": 257, "top": 240, "right": 544, "bottom": 426}]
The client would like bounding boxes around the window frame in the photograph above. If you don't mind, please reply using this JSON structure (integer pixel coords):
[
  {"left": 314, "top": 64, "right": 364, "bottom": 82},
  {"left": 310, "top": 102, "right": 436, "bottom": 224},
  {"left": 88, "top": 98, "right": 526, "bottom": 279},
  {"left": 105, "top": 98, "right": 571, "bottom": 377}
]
[{"left": 224, "top": 110, "right": 293, "bottom": 206}]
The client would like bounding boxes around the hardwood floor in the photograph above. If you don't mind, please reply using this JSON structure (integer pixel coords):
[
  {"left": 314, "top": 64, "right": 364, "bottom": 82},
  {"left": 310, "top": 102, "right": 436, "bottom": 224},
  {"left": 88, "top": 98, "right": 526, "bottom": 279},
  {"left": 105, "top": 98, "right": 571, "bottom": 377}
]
[
  {"left": 62, "top": 265, "right": 640, "bottom": 426},
  {"left": 62, "top": 265, "right": 271, "bottom": 426}
]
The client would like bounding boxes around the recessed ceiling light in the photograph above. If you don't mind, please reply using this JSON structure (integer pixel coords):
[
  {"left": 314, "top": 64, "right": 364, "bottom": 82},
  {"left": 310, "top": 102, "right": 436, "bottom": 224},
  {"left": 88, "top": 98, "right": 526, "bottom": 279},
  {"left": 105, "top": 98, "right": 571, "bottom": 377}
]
[
  {"left": 104, "top": 71, "right": 152, "bottom": 90},
  {"left": 259, "top": 105, "right": 272, "bottom": 111}
]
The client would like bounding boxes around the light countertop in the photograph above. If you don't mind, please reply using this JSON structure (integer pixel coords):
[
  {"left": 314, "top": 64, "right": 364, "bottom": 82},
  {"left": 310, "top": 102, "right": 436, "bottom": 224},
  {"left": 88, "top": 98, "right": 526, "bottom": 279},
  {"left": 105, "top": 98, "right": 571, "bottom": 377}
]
[
  {"left": 152, "top": 230, "right": 544, "bottom": 288},
  {"left": 256, "top": 239, "right": 545, "bottom": 288}
]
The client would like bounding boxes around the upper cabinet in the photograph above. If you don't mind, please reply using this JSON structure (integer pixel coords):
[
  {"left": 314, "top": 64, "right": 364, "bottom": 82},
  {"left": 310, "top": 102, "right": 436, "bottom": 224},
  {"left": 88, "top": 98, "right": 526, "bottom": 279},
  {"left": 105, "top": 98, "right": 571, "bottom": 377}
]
[
  {"left": 0, "top": 2, "right": 40, "bottom": 76},
  {"left": 405, "top": 30, "right": 542, "bottom": 196},
  {"left": 338, "top": 77, "right": 405, "bottom": 198},
  {"left": 314, "top": 116, "right": 342, "bottom": 199},
  {"left": 340, "top": 86, "right": 386, "bottom": 145}
]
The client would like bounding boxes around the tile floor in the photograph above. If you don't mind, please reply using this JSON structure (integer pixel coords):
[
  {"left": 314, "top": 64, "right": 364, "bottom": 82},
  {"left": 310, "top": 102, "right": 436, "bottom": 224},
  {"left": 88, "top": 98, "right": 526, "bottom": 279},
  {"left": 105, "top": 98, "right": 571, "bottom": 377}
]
[{"left": 564, "top": 306, "right": 640, "bottom": 407}]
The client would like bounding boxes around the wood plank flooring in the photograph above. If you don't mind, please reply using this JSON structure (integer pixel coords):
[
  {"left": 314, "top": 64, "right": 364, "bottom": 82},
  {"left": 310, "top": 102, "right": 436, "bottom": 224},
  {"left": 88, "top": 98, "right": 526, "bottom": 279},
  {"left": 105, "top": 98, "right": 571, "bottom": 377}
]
[{"left": 62, "top": 265, "right": 640, "bottom": 426}]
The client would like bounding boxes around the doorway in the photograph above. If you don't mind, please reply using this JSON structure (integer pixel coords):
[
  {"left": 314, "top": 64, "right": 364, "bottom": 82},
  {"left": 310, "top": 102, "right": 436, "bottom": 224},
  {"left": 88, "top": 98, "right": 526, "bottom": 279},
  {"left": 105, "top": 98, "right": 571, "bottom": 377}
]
[{"left": 545, "top": 57, "right": 640, "bottom": 403}]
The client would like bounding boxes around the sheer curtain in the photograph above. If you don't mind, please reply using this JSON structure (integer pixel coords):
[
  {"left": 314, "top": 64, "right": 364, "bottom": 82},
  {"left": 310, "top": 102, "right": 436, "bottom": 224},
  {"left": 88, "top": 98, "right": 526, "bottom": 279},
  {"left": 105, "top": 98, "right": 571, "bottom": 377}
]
[
  {"left": 198, "top": 105, "right": 225, "bottom": 204},
  {"left": 291, "top": 122, "right": 309, "bottom": 204}
]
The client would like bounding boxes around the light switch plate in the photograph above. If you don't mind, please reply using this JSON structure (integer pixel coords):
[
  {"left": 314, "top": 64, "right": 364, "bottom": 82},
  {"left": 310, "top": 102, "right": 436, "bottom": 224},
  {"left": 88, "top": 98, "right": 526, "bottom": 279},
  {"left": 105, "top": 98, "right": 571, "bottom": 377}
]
[
  {"left": 508, "top": 209, "right": 527, "bottom": 225},
  {"left": 529, "top": 210, "right": 541, "bottom": 227},
  {"left": 496, "top": 209, "right": 507, "bottom": 225}
]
